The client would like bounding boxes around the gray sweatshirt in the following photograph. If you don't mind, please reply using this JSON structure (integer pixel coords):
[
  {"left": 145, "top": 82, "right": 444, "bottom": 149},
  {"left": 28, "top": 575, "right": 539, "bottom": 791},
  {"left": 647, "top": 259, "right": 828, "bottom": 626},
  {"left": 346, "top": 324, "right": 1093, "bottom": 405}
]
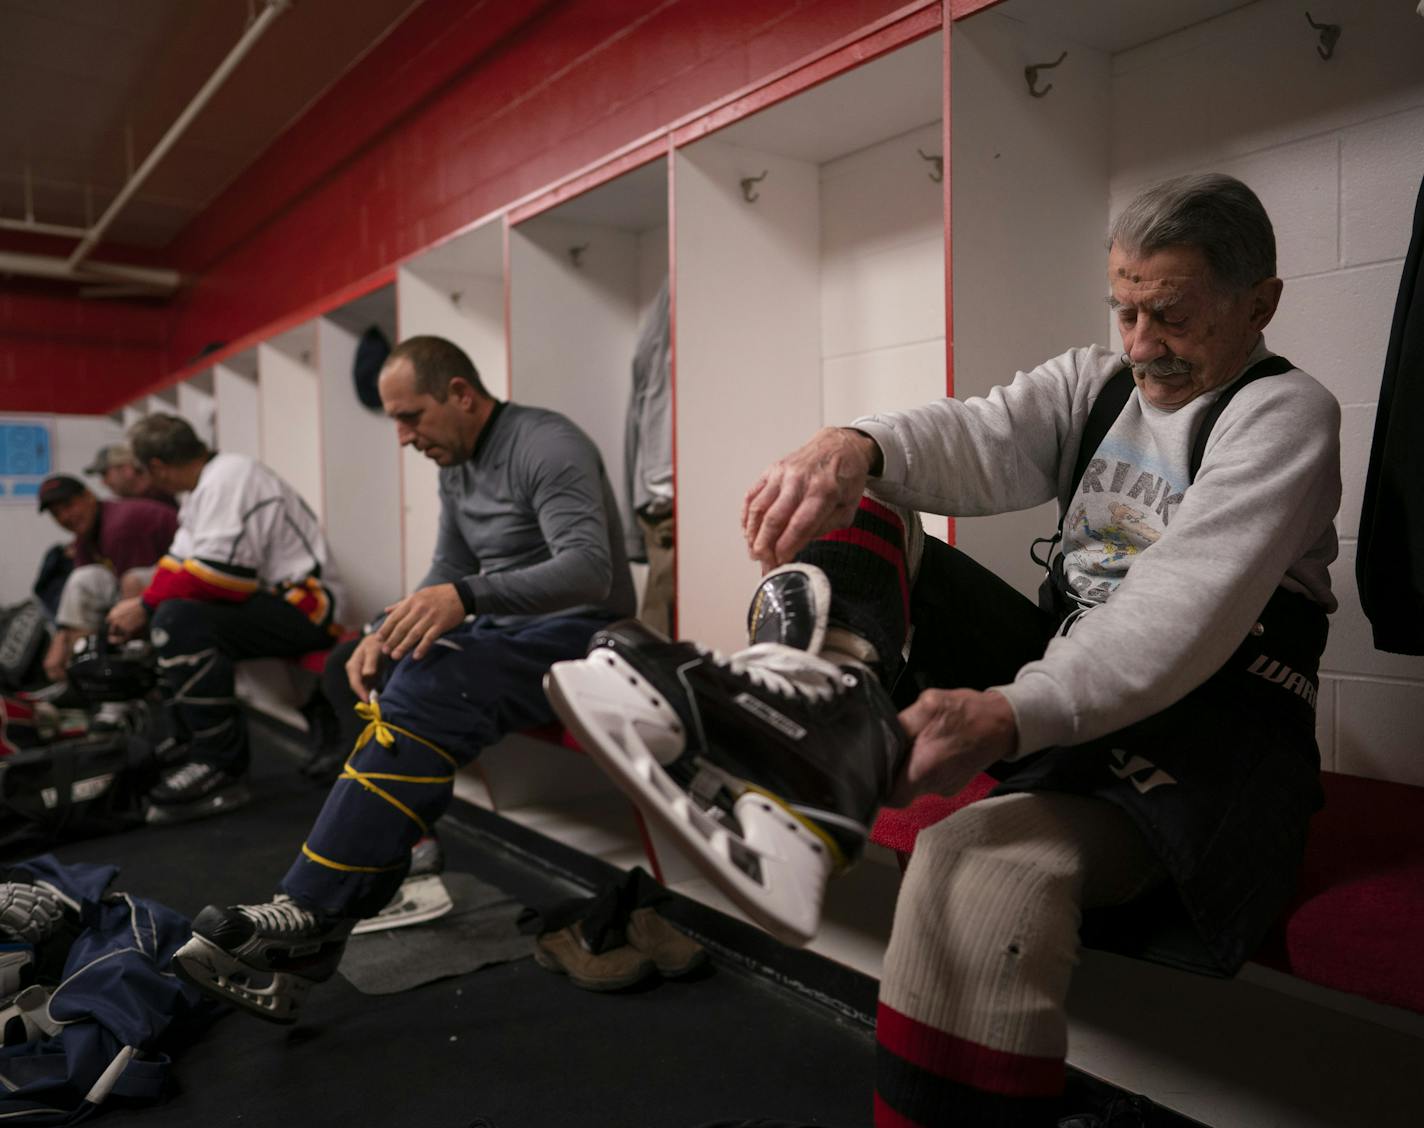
[
  {"left": 853, "top": 339, "right": 1341, "bottom": 757},
  {"left": 420, "top": 402, "right": 636, "bottom": 626}
]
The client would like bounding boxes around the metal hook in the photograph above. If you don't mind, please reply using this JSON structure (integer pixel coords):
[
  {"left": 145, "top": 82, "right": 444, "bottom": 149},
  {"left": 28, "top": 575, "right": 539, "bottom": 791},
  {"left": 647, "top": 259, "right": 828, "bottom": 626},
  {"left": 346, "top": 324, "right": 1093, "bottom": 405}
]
[
  {"left": 1025, "top": 51, "right": 1068, "bottom": 98},
  {"left": 1304, "top": 11, "right": 1341, "bottom": 60},
  {"left": 740, "top": 170, "right": 769, "bottom": 203},
  {"left": 916, "top": 148, "right": 944, "bottom": 183},
  {"left": 569, "top": 243, "right": 589, "bottom": 268}
]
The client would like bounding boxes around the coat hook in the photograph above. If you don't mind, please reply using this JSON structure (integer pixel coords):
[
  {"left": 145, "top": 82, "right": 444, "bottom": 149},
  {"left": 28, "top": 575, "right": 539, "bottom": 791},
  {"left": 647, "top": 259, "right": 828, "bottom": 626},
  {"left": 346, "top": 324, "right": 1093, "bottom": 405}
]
[
  {"left": 740, "top": 170, "right": 769, "bottom": 203},
  {"left": 450, "top": 290, "right": 463, "bottom": 306},
  {"left": 916, "top": 148, "right": 944, "bottom": 183},
  {"left": 1025, "top": 50, "right": 1068, "bottom": 98},
  {"left": 569, "top": 243, "right": 590, "bottom": 268},
  {"left": 1304, "top": 11, "right": 1341, "bottom": 60}
]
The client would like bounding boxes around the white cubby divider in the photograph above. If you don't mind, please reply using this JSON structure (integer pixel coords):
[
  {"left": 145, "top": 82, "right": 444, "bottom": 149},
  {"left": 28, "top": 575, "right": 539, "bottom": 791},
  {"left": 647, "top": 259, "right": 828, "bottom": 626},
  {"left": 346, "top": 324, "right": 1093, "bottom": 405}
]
[
  {"left": 213, "top": 354, "right": 260, "bottom": 460},
  {"left": 318, "top": 285, "right": 400, "bottom": 626},
  {"left": 256, "top": 323, "right": 323, "bottom": 526}
]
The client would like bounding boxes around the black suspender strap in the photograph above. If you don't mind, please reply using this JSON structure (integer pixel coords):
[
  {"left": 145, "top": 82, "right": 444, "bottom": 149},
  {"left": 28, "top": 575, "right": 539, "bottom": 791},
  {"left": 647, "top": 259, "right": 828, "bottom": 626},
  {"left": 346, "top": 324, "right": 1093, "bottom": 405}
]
[
  {"left": 1186, "top": 354, "right": 1294, "bottom": 479},
  {"left": 1031, "top": 365, "right": 1135, "bottom": 570}
]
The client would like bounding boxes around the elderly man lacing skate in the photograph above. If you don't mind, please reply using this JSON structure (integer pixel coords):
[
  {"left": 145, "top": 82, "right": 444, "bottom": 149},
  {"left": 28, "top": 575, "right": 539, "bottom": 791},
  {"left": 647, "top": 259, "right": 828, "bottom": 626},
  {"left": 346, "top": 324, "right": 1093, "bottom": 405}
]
[{"left": 548, "top": 173, "right": 1340, "bottom": 1128}]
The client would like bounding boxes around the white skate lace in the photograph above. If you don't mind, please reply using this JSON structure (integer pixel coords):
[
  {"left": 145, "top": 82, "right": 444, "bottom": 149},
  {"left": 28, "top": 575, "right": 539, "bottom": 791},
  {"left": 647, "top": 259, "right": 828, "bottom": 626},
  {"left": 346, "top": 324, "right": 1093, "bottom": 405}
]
[
  {"left": 162, "top": 761, "right": 215, "bottom": 790},
  {"left": 239, "top": 895, "right": 321, "bottom": 935},
  {"left": 713, "top": 642, "right": 850, "bottom": 702}
]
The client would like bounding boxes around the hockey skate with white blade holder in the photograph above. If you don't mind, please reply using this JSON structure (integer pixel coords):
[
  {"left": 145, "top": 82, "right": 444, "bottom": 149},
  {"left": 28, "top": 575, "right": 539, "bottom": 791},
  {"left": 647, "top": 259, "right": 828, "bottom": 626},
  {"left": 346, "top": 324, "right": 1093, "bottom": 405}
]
[{"left": 544, "top": 586, "right": 906, "bottom": 947}]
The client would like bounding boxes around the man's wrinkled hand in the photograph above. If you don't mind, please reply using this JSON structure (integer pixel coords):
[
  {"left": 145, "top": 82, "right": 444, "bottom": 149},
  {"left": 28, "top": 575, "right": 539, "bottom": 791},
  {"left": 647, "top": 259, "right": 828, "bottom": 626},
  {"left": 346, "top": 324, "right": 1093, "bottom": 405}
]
[
  {"left": 345, "top": 633, "right": 387, "bottom": 703},
  {"left": 105, "top": 597, "right": 149, "bottom": 642},
  {"left": 741, "top": 427, "right": 879, "bottom": 570},
  {"left": 887, "top": 688, "right": 1018, "bottom": 807},
  {"left": 376, "top": 584, "right": 466, "bottom": 662}
]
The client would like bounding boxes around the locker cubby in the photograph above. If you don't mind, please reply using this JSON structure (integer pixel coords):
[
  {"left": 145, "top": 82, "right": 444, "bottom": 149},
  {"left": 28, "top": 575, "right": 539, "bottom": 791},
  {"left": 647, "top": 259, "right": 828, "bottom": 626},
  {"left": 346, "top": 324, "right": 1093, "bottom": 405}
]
[
  {"left": 509, "top": 158, "right": 670, "bottom": 616},
  {"left": 675, "top": 30, "right": 945, "bottom": 653}
]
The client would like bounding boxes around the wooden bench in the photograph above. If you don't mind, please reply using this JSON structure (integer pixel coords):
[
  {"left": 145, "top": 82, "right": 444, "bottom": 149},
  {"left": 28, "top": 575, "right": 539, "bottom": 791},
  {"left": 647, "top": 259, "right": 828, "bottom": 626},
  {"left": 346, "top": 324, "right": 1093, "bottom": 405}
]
[{"left": 870, "top": 770, "right": 1424, "bottom": 1016}]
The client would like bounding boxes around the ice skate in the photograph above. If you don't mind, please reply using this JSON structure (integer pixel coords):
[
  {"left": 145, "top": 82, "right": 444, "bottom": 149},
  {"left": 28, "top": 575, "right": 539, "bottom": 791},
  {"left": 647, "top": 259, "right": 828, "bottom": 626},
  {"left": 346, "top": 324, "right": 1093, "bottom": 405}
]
[
  {"left": 145, "top": 760, "right": 251, "bottom": 824},
  {"left": 171, "top": 894, "right": 353, "bottom": 1024},
  {"left": 351, "top": 834, "right": 454, "bottom": 935},
  {"left": 544, "top": 618, "right": 906, "bottom": 946}
]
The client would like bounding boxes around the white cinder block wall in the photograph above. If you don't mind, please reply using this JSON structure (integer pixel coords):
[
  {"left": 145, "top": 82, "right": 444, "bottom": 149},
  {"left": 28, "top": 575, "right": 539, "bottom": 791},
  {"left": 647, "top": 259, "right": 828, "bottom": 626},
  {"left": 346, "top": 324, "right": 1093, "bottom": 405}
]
[
  {"left": 821, "top": 120, "right": 950, "bottom": 545},
  {"left": 1110, "top": 0, "right": 1424, "bottom": 786}
]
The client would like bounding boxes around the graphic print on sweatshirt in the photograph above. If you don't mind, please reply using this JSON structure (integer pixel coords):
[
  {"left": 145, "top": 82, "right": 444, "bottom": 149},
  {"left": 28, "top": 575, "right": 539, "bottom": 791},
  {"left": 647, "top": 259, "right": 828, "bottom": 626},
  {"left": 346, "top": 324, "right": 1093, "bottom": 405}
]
[{"left": 1061, "top": 422, "right": 1188, "bottom": 605}]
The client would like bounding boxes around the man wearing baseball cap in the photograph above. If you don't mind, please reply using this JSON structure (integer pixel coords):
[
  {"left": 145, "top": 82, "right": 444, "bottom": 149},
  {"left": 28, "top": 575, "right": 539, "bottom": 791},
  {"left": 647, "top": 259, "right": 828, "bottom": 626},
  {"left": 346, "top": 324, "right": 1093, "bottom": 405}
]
[
  {"left": 37, "top": 474, "right": 178, "bottom": 684},
  {"left": 83, "top": 443, "right": 177, "bottom": 508}
]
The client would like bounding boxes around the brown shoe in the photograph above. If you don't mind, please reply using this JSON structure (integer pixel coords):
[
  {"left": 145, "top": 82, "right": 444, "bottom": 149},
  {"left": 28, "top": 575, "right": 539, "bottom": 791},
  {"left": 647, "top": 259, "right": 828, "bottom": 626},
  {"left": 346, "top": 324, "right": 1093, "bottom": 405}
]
[
  {"left": 627, "top": 907, "right": 707, "bottom": 977},
  {"left": 533, "top": 922, "right": 655, "bottom": 991}
]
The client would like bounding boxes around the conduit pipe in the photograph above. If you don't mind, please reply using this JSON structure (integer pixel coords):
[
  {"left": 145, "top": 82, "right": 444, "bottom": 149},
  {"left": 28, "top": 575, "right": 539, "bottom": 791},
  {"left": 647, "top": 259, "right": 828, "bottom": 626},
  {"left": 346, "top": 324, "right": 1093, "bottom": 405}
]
[
  {"left": 0, "top": 217, "right": 89, "bottom": 239},
  {"left": 0, "top": 250, "right": 180, "bottom": 291},
  {"left": 65, "top": 0, "right": 293, "bottom": 272}
]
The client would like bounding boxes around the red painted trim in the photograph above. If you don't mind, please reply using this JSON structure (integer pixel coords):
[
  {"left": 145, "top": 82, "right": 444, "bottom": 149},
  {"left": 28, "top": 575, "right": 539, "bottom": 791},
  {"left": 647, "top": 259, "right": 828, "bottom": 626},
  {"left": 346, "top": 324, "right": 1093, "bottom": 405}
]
[
  {"left": 949, "top": 0, "right": 1005, "bottom": 18},
  {"left": 671, "top": 2, "right": 941, "bottom": 146},
  {"left": 502, "top": 216, "right": 513, "bottom": 401},
  {"left": 942, "top": 1, "right": 956, "bottom": 546},
  {"left": 508, "top": 134, "right": 672, "bottom": 226},
  {"left": 666, "top": 146, "right": 679, "bottom": 640},
  {"left": 877, "top": 1001, "right": 1067, "bottom": 1097}
]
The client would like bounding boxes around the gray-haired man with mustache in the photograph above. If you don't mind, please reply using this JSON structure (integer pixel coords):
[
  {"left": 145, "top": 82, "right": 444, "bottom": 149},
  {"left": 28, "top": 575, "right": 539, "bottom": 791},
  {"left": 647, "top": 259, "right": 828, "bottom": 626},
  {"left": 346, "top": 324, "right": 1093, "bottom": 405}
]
[{"left": 556, "top": 172, "right": 1341, "bottom": 1125}]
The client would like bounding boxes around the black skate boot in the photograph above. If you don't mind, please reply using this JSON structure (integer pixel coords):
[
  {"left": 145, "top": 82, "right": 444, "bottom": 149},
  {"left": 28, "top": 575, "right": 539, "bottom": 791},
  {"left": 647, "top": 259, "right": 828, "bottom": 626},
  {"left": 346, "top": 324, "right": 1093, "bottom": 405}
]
[
  {"left": 172, "top": 895, "right": 354, "bottom": 1024},
  {"left": 544, "top": 619, "right": 907, "bottom": 946},
  {"left": 145, "top": 760, "right": 250, "bottom": 824}
]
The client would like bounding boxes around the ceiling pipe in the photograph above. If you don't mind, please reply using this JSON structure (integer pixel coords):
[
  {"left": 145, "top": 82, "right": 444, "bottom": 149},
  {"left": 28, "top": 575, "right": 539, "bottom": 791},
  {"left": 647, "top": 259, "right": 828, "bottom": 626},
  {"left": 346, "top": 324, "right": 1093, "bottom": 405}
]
[
  {"left": 0, "top": 217, "right": 89, "bottom": 239},
  {"left": 0, "top": 250, "right": 180, "bottom": 290},
  {"left": 65, "top": 0, "right": 293, "bottom": 272}
]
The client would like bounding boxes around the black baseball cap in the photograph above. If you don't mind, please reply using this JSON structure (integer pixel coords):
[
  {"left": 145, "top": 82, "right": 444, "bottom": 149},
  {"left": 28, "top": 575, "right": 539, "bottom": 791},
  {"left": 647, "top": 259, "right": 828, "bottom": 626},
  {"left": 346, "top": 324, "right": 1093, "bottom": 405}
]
[{"left": 37, "top": 474, "right": 87, "bottom": 513}]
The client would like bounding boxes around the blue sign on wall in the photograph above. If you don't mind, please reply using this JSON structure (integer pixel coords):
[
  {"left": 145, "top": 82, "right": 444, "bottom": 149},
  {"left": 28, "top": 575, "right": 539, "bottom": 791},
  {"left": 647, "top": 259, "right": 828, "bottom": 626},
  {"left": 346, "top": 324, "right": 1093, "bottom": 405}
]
[{"left": 0, "top": 419, "right": 55, "bottom": 506}]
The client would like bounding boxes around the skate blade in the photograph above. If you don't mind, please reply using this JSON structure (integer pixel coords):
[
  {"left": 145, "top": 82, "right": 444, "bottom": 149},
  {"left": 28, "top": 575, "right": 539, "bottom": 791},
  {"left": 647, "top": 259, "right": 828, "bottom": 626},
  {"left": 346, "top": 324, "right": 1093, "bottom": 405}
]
[
  {"left": 546, "top": 659, "right": 832, "bottom": 947},
  {"left": 171, "top": 934, "right": 311, "bottom": 1025},
  {"left": 146, "top": 783, "right": 251, "bottom": 825},
  {"left": 351, "top": 874, "right": 454, "bottom": 935}
]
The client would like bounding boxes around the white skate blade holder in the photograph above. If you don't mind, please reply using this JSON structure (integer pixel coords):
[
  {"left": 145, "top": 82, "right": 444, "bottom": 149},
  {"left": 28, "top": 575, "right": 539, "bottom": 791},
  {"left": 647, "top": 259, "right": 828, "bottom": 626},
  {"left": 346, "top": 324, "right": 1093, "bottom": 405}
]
[
  {"left": 351, "top": 874, "right": 453, "bottom": 935},
  {"left": 546, "top": 656, "right": 834, "bottom": 947},
  {"left": 171, "top": 934, "right": 314, "bottom": 1025}
]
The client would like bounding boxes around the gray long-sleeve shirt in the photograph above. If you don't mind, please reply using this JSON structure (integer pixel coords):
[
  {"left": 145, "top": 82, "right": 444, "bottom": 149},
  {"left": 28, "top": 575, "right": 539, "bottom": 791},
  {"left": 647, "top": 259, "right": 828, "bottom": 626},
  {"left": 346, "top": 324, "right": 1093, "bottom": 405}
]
[
  {"left": 420, "top": 402, "right": 636, "bottom": 626},
  {"left": 854, "top": 340, "right": 1341, "bottom": 757}
]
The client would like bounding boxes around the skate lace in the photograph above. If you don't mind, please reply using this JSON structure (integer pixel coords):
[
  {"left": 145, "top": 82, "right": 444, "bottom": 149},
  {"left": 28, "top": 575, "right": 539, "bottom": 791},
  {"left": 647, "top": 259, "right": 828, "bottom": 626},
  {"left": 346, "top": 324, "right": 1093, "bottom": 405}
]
[
  {"left": 240, "top": 895, "right": 319, "bottom": 935},
  {"left": 162, "top": 761, "right": 214, "bottom": 790},
  {"left": 714, "top": 642, "right": 851, "bottom": 702}
]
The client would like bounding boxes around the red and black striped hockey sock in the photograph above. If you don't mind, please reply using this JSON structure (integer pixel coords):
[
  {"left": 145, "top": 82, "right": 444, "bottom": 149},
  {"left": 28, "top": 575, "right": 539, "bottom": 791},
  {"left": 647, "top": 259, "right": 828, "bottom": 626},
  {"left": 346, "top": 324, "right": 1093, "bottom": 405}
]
[
  {"left": 875, "top": 1002, "right": 1063, "bottom": 1128},
  {"left": 796, "top": 496, "right": 913, "bottom": 676}
]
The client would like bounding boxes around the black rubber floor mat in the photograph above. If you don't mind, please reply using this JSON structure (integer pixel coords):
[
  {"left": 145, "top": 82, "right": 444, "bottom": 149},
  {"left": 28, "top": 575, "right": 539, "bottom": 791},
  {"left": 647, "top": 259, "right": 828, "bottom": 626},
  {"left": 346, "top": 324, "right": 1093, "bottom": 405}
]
[{"left": 39, "top": 723, "right": 877, "bottom": 1128}]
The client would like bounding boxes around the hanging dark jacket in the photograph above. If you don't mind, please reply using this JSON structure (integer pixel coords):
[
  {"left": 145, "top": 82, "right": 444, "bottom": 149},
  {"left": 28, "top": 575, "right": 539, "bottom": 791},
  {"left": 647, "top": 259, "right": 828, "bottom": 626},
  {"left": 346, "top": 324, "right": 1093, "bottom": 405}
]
[{"left": 1357, "top": 171, "right": 1424, "bottom": 654}]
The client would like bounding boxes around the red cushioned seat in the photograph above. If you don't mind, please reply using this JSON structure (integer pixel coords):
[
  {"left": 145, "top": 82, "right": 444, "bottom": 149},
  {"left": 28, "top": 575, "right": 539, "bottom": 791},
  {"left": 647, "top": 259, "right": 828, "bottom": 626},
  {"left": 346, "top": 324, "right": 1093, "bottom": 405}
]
[
  {"left": 292, "top": 630, "right": 361, "bottom": 675},
  {"left": 1253, "top": 771, "right": 1424, "bottom": 1015},
  {"left": 869, "top": 769, "right": 1424, "bottom": 1016}
]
